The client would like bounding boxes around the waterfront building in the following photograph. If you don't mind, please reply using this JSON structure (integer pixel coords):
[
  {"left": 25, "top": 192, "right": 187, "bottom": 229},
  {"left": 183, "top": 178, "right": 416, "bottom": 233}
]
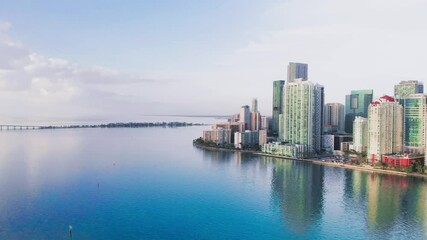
[
  {"left": 403, "top": 94, "right": 427, "bottom": 154},
  {"left": 234, "top": 131, "right": 259, "bottom": 149},
  {"left": 394, "top": 80, "right": 424, "bottom": 100},
  {"left": 239, "top": 105, "right": 251, "bottom": 131},
  {"left": 323, "top": 103, "right": 345, "bottom": 133},
  {"left": 322, "top": 134, "right": 353, "bottom": 154},
  {"left": 262, "top": 142, "right": 308, "bottom": 158},
  {"left": 345, "top": 89, "right": 374, "bottom": 133},
  {"left": 287, "top": 62, "right": 308, "bottom": 83},
  {"left": 352, "top": 116, "right": 368, "bottom": 153},
  {"left": 382, "top": 154, "right": 424, "bottom": 169},
  {"left": 261, "top": 116, "right": 269, "bottom": 130},
  {"left": 272, "top": 80, "right": 285, "bottom": 134},
  {"left": 213, "top": 122, "right": 244, "bottom": 142},
  {"left": 283, "top": 79, "right": 324, "bottom": 154},
  {"left": 202, "top": 128, "right": 232, "bottom": 145},
  {"left": 367, "top": 96, "right": 403, "bottom": 163}
]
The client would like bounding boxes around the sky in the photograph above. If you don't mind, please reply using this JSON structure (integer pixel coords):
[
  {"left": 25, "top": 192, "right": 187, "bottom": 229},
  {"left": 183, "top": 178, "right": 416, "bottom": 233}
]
[{"left": 0, "top": 0, "right": 426, "bottom": 123}]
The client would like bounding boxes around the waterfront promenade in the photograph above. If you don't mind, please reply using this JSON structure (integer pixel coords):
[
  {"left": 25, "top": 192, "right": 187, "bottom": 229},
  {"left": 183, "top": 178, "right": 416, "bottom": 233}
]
[{"left": 193, "top": 143, "right": 427, "bottom": 179}]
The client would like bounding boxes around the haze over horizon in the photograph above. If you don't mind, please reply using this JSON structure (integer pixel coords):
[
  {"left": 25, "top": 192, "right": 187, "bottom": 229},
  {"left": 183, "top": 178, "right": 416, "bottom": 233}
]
[{"left": 0, "top": 0, "right": 426, "bottom": 122}]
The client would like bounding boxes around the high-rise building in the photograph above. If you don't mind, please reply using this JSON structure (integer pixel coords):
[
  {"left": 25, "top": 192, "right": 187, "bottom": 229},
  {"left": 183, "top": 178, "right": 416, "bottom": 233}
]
[
  {"left": 252, "top": 98, "right": 258, "bottom": 113},
  {"left": 394, "top": 80, "right": 424, "bottom": 100},
  {"left": 283, "top": 79, "right": 324, "bottom": 153},
  {"left": 250, "top": 112, "right": 261, "bottom": 131},
  {"left": 272, "top": 80, "right": 285, "bottom": 134},
  {"left": 250, "top": 98, "right": 261, "bottom": 131},
  {"left": 345, "top": 90, "right": 374, "bottom": 133},
  {"left": 287, "top": 62, "right": 308, "bottom": 83},
  {"left": 239, "top": 105, "right": 251, "bottom": 131},
  {"left": 403, "top": 94, "right": 427, "bottom": 154},
  {"left": 352, "top": 116, "right": 368, "bottom": 153},
  {"left": 323, "top": 103, "right": 345, "bottom": 133},
  {"left": 367, "top": 96, "right": 403, "bottom": 163},
  {"left": 260, "top": 116, "right": 269, "bottom": 131}
]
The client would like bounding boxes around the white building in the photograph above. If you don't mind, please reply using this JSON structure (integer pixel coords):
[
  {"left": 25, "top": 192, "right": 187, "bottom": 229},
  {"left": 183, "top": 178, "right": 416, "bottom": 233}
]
[
  {"left": 352, "top": 116, "right": 368, "bottom": 153},
  {"left": 367, "top": 96, "right": 403, "bottom": 162},
  {"left": 283, "top": 79, "right": 324, "bottom": 154},
  {"left": 259, "top": 130, "right": 267, "bottom": 146}
]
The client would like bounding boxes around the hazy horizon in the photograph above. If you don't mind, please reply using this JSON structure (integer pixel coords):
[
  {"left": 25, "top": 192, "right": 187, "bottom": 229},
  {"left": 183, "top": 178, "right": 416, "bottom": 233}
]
[{"left": 1, "top": 0, "right": 426, "bottom": 122}]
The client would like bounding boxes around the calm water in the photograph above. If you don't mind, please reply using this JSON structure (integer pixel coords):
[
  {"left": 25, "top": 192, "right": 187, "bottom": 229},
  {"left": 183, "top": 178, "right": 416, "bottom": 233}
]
[{"left": 0, "top": 126, "right": 426, "bottom": 239}]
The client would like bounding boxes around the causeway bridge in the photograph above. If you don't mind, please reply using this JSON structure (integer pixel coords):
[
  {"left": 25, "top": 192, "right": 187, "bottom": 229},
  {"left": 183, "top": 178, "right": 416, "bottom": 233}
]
[{"left": 0, "top": 125, "right": 44, "bottom": 130}]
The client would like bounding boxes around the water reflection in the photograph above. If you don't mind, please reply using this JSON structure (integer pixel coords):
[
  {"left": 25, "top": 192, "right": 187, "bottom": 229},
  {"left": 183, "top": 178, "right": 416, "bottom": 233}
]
[{"left": 265, "top": 157, "right": 324, "bottom": 235}]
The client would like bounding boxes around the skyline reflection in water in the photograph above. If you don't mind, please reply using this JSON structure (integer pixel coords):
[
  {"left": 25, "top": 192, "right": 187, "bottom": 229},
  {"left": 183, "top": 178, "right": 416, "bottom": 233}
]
[{"left": 0, "top": 126, "right": 426, "bottom": 239}]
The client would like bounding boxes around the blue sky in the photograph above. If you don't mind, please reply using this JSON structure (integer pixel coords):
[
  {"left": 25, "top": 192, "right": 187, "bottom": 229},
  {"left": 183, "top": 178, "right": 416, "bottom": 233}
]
[{"left": 0, "top": 0, "right": 426, "bottom": 122}]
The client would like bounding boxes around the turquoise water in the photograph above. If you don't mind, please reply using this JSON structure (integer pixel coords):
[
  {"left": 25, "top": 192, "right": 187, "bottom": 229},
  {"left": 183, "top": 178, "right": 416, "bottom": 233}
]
[{"left": 0, "top": 126, "right": 426, "bottom": 239}]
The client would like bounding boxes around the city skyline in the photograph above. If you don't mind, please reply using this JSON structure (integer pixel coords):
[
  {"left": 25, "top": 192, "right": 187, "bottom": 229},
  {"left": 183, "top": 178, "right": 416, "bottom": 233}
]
[{"left": 0, "top": 0, "right": 426, "bottom": 122}]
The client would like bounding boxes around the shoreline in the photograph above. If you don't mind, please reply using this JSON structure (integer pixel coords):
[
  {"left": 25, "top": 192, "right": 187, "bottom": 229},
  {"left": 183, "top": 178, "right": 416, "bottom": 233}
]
[{"left": 193, "top": 143, "right": 427, "bottom": 179}]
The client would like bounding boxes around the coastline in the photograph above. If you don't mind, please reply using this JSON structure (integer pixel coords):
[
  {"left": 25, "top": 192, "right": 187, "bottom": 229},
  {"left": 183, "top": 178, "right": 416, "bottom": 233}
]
[{"left": 193, "top": 143, "right": 427, "bottom": 179}]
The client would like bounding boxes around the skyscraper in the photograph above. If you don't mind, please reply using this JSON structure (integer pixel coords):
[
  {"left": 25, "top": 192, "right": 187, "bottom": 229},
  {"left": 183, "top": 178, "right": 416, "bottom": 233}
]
[
  {"left": 283, "top": 79, "right": 324, "bottom": 153},
  {"left": 345, "top": 89, "right": 374, "bottom": 133},
  {"left": 367, "top": 96, "right": 403, "bottom": 163},
  {"left": 272, "top": 80, "right": 285, "bottom": 134},
  {"left": 252, "top": 98, "right": 258, "bottom": 113},
  {"left": 323, "top": 103, "right": 345, "bottom": 133},
  {"left": 394, "top": 80, "right": 424, "bottom": 100},
  {"left": 239, "top": 105, "right": 251, "bottom": 131},
  {"left": 352, "top": 116, "right": 368, "bottom": 153},
  {"left": 287, "top": 62, "right": 308, "bottom": 83},
  {"left": 403, "top": 94, "right": 427, "bottom": 154}
]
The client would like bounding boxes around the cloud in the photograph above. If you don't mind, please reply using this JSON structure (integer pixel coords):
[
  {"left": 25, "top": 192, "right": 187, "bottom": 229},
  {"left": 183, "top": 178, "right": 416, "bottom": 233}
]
[{"left": 0, "top": 21, "right": 166, "bottom": 122}]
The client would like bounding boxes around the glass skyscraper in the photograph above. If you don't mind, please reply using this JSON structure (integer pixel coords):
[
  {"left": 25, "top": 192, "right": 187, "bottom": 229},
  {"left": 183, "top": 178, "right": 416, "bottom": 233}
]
[
  {"left": 345, "top": 89, "right": 374, "bottom": 133},
  {"left": 272, "top": 80, "right": 285, "bottom": 134},
  {"left": 287, "top": 62, "right": 308, "bottom": 83},
  {"left": 404, "top": 94, "right": 427, "bottom": 154}
]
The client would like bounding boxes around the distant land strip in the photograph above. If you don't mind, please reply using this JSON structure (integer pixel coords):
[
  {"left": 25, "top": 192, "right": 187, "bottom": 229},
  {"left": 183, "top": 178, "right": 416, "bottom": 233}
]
[{"left": 37, "top": 122, "right": 208, "bottom": 129}]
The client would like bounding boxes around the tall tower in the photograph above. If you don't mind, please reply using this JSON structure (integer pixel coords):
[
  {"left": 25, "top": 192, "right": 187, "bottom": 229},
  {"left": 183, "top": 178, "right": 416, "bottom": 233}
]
[
  {"left": 252, "top": 98, "right": 258, "bottom": 113},
  {"left": 323, "top": 103, "right": 345, "bottom": 133},
  {"left": 345, "top": 89, "right": 374, "bottom": 133},
  {"left": 283, "top": 79, "right": 324, "bottom": 153},
  {"left": 239, "top": 105, "right": 251, "bottom": 131},
  {"left": 287, "top": 62, "right": 308, "bottom": 83},
  {"left": 367, "top": 96, "right": 403, "bottom": 162},
  {"left": 272, "top": 80, "right": 285, "bottom": 134},
  {"left": 403, "top": 94, "right": 427, "bottom": 154}
]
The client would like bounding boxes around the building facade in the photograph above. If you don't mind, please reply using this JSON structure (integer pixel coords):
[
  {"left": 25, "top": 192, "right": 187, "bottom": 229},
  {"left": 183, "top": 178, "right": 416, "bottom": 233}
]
[
  {"left": 345, "top": 89, "right": 374, "bottom": 133},
  {"left": 283, "top": 79, "right": 324, "bottom": 153},
  {"left": 394, "top": 80, "right": 424, "bottom": 100},
  {"left": 287, "top": 62, "right": 308, "bottom": 83},
  {"left": 352, "top": 116, "right": 368, "bottom": 153},
  {"left": 272, "top": 80, "right": 285, "bottom": 134},
  {"left": 234, "top": 131, "right": 259, "bottom": 149},
  {"left": 323, "top": 103, "right": 345, "bottom": 133},
  {"left": 367, "top": 96, "right": 403, "bottom": 163},
  {"left": 403, "top": 94, "right": 427, "bottom": 154},
  {"left": 262, "top": 142, "right": 308, "bottom": 158},
  {"left": 202, "top": 128, "right": 232, "bottom": 145},
  {"left": 239, "top": 105, "right": 251, "bottom": 131}
]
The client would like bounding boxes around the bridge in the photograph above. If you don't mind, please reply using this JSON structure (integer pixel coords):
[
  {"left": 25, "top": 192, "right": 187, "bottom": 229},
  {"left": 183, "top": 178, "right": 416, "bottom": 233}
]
[{"left": 0, "top": 125, "right": 44, "bottom": 130}]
